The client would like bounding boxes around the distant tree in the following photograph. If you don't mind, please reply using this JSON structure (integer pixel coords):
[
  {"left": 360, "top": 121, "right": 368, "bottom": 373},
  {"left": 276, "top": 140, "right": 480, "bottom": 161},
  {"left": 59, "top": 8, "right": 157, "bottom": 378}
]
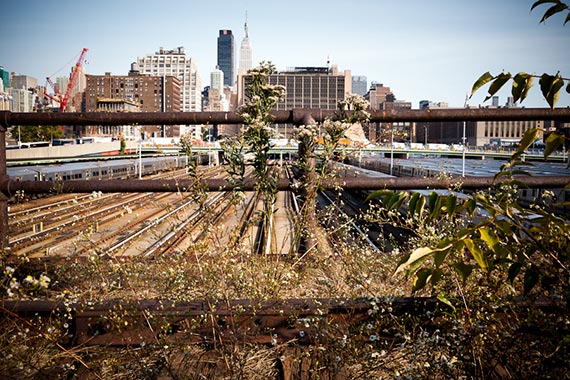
[
  {"left": 470, "top": 0, "right": 570, "bottom": 109},
  {"left": 9, "top": 126, "right": 64, "bottom": 143}
]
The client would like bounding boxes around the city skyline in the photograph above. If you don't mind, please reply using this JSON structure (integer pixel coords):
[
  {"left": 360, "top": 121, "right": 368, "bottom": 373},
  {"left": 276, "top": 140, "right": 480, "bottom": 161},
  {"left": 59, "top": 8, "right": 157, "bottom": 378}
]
[{"left": 1, "top": 0, "right": 569, "bottom": 109}]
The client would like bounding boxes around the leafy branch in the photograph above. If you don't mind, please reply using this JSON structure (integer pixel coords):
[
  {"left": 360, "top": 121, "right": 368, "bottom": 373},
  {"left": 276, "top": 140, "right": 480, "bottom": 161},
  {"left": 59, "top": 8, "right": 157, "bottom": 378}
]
[
  {"left": 382, "top": 128, "right": 570, "bottom": 299},
  {"left": 470, "top": 71, "right": 570, "bottom": 109},
  {"left": 469, "top": 1, "right": 569, "bottom": 109}
]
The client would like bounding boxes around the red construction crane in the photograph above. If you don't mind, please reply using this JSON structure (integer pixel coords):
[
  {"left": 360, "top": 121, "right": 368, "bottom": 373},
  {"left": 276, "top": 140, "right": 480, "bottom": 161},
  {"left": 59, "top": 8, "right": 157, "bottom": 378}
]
[{"left": 44, "top": 48, "right": 88, "bottom": 112}]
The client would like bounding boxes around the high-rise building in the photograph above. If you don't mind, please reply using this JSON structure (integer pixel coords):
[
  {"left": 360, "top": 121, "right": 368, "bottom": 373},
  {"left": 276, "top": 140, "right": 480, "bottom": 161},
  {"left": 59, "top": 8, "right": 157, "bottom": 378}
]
[
  {"left": 352, "top": 76, "right": 367, "bottom": 96},
  {"left": 10, "top": 74, "right": 38, "bottom": 91},
  {"left": 238, "top": 65, "right": 352, "bottom": 110},
  {"left": 365, "top": 82, "right": 392, "bottom": 110},
  {"left": 217, "top": 30, "right": 235, "bottom": 87},
  {"left": 84, "top": 72, "right": 181, "bottom": 138},
  {"left": 7, "top": 88, "right": 35, "bottom": 112},
  {"left": 0, "top": 67, "right": 10, "bottom": 88},
  {"left": 135, "top": 47, "right": 201, "bottom": 112},
  {"left": 211, "top": 66, "right": 224, "bottom": 93},
  {"left": 55, "top": 77, "right": 69, "bottom": 96},
  {"left": 239, "top": 15, "right": 253, "bottom": 74},
  {"left": 237, "top": 65, "right": 352, "bottom": 138}
]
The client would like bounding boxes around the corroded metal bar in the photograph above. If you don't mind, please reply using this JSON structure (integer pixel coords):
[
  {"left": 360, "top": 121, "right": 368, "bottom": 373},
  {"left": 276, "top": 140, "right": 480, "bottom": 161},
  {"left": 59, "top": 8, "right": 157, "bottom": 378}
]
[
  {"left": 1, "top": 296, "right": 556, "bottom": 347},
  {"left": 0, "top": 122, "right": 7, "bottom": 250},
  {"left": 1, "top": 107, "right": 570, "bottom": 127},
  {"left": 2, "top": 175, "right": 569, "bottom": 197}
]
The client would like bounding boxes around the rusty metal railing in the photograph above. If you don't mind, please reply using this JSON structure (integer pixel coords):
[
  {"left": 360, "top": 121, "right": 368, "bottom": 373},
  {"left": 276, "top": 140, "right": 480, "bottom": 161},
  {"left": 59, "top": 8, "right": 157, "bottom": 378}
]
[{"left": 1, "top": 108, "right": 570, "bottom": 250}]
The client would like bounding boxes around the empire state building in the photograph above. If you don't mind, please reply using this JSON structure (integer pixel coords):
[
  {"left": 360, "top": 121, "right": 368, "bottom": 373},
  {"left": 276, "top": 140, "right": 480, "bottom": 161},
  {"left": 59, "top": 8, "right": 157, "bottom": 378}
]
[{"left": 239, "top": 15, "right": 253, "bottom": 73}]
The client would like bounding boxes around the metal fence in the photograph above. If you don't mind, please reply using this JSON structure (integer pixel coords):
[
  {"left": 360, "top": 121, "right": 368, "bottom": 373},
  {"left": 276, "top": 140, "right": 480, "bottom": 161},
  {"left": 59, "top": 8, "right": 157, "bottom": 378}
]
[{"left": 1, "top": 108, "right": 570, "bottom": 250}]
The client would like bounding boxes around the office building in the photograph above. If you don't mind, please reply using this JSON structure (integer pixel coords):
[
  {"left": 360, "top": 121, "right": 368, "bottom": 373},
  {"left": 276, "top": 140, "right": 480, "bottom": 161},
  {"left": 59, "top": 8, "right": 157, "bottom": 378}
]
[
  {"left": 7, "top": 88, "right": 35, "bottom": 112},
  {"left": 134, "top": 47, "right": 201, "bottom": 113},
  {"left": 365, "top": 82, "right": 392, "bottom": 110},
  {"left": 238, "top": 66, "right": 351, "bottom": 110},
  {"left": 218, "top": 30, "right": 235, "bottom": 87},
  {"left": 10, "top": 74, "right": 38, "bottom": 91},
  {"left": 352, "top": 76, "right": 367, "bottom": 96},
  {"left": 237, "top": 65, "right": 352, "bottom": 138},
  {"left": 211, "top": 66, "right": 224, "bottom": 92}
]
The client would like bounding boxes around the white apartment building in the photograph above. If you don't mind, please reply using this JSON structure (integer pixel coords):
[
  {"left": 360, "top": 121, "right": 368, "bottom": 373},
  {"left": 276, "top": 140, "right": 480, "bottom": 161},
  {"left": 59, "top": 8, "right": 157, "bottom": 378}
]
[{"left": 135, "top": 47, "right": 202, "bottom": 112}]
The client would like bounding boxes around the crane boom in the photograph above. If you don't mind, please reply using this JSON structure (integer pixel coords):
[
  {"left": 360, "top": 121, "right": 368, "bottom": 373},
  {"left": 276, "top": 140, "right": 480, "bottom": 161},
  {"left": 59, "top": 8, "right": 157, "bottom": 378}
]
[{"left": 45, "top": 48, "right": 88, "bottom": 112}]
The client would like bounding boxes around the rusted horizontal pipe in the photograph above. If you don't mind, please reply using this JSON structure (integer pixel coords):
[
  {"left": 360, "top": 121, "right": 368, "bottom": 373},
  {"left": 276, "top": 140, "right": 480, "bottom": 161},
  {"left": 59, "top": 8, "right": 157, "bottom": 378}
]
[
  {"left": 2, "top": 175, "right": 569, "bottom": 196},
  {"left": 2, "top": 107, "right": 570, "bottom": 127},
  {"left": 0, "top": 297, "right": 444, "bottom": 317}
]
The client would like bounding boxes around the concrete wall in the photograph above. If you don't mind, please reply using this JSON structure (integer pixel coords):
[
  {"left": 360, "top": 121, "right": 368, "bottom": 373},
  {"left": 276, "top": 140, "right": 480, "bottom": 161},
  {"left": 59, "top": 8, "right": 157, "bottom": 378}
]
[{"left": 6, "top": 141, "right": 139, "bottom": 161}]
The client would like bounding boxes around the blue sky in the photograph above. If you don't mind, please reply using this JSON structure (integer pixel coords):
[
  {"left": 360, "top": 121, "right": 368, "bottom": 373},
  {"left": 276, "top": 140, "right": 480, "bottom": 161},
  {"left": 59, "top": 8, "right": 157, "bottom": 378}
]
[{"left": 1, "top": 0, "right": 569, "bottom": 108}]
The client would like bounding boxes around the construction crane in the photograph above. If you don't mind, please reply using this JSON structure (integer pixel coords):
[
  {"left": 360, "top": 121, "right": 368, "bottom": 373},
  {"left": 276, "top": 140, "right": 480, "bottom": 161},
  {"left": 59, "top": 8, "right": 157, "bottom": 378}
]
[{"left": 44, "top": 48, "right": 88, "bottom": 112}]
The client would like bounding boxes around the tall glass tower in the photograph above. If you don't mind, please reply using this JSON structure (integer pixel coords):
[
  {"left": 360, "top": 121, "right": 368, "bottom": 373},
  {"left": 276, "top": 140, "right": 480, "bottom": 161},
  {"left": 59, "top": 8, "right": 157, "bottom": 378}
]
[{"left": 217, "top": 30, "right": 235, "bottom": 87}]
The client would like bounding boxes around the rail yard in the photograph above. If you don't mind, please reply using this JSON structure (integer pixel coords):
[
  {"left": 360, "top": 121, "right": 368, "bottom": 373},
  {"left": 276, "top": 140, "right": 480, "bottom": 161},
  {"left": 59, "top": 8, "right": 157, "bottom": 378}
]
[{"left": 7, "top": 156, "right": 402, "bottom": 262}]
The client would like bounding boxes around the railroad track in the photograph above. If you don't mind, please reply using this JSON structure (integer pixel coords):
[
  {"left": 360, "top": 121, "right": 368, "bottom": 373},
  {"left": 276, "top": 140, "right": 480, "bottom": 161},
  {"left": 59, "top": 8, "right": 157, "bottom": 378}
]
[
  {"left": 6, "top": 164, "right": 303, "bottom": 260},
  {"left": 7, "top": 167, "right": 223, "bottom": 257}
]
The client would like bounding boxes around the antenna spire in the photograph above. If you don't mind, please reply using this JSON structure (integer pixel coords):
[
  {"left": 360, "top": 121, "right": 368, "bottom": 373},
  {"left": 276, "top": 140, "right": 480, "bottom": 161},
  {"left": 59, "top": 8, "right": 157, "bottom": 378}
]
[{"left": 244, "top": 11, "right": 249, "bottom": 38}]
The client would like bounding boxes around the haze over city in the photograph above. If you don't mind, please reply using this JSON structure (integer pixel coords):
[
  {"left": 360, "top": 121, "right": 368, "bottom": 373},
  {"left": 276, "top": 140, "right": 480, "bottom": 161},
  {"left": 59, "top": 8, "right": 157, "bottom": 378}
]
[{"left": 1, "top": 0, "right": 569, "bottom": 108}]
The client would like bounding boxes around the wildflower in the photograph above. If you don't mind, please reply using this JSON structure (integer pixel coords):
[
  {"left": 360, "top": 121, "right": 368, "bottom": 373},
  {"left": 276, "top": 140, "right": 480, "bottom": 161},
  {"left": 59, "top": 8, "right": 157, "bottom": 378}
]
[
  {"left": 299, "top": 331, "right": 305, "bottom": 337},
  {"left": 370, "top": 334, "right": 378, "bottom": 342}
]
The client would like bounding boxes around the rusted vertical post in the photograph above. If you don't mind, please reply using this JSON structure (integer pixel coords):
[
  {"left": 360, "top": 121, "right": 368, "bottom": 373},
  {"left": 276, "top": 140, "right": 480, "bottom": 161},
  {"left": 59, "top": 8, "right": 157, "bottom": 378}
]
[
  {"left": 0, "top": 112, "right": 9, "bottom": 252},
  {"left": 295, "top": 111, "right": 320, "bottom": 253}
]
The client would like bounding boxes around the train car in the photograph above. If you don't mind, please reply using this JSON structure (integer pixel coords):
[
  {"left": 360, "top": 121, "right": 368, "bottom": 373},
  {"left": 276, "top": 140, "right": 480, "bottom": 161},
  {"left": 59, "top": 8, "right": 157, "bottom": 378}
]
[{"left": 7, "top": 155, "right": 186, "bottom": 182}]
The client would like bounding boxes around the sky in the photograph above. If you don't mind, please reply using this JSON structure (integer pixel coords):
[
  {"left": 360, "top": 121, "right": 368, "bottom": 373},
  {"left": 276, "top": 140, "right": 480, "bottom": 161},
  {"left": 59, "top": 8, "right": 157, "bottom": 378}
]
[{"left": 1, "top": 0, "right": 569, "bottom": 109}]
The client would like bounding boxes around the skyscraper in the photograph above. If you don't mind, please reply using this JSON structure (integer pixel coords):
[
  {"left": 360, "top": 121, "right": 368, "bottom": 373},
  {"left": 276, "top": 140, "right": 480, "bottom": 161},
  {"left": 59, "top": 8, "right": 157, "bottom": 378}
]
[
  {"left": 217, "top": 30, "right": 235, "bottom": 87},
  {"left": 210, "top": 66, "right": 224, "bottom": 92},
  {"left": 135, "top": 47, "right": 201, "bottom": 112},
  {"left": 239, "top": 15, "right": 253, "bottom": 74}
]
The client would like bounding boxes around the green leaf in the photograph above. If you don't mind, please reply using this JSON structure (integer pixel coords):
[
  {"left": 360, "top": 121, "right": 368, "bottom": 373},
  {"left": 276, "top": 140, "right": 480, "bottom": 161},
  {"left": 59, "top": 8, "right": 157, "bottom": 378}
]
[
  {"left": 524, "top": 268, "right": 540, "bottom": 294},
  {"left": 408, "top": 192, "right": 421, "bottom": 217},
  {"left": 366, "top": 189, "right": 393, "bottom": 202},
  {"left": 517, "top": 127, "right": 542, "bottom": 154},
  {"left": 484, "top": 72, "right": 512, "bottom": 102},
  {"left": 387, "top": 191, "right": 408, "bottom": 211},
  {"left": 539, "top": 73, "right": 564, "bottom": 109},
  {"left": 444, "top": 195, "right": 457, "bottom": 217},
  {"left": 540, "top": 3, "right": 568, "bottom": 23},
  {"left": 434, "top": 248, "right": 450, "bottom": 267},
  {"left": 453, "top": 262, "right": 474, "bottom": 283},
  {"left": 470, "top": 72, "right": 495, "bottom": 98},
  {"left": 395, "top": 247, "right": 431, "bottom": 275},
  {"left": 429, "top": 268, "right": 443, "bottom": 287},
  {"left": 531, "top": 0, "right": 560, "bottom": 12},
  {"left": 479, "top": 227, "right": 500, "bottom": 254},
  {"left": 511, "top": 72, "right": 535, "bottom": 103},
  {"left": 437, "top": 292, "right": 456, "bottom": 313},
  {"left": 466, "top": 198, "right": 476, "bottom": 217},
  {"left": 508, "top": 262, "right": 523, "bottom": 283},
  {"left": 395, "top": 246, "right": 448, "bottom": 277},
  {"left": 464, "top": 238, "right": 488, "bottom": 272},
  {"left": 544, "top": 132, "right": 565, "bottom": 159},
  {"left": 413, "top": 268, "right": 432, "bottom": 292}
]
